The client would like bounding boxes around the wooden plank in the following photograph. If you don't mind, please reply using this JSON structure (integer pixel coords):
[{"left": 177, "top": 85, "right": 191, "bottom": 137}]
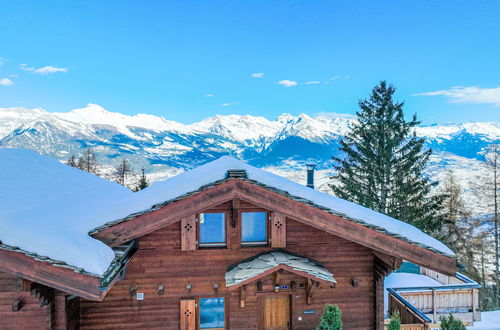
[
  {"left": 180, "top": 299, "right": 196, "bottom": 330},
  {"left": 270, "top": 212, "right": 286, "bottom": 248},
  {"left": 181, "top": 215, "right": 197, "bottom": 251}
]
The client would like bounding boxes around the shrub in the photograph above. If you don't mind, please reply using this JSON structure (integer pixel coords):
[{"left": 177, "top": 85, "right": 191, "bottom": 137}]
[
  {"left": 388, "top": 311, "right": 401, "bottom": 330},
  {"left": 439, "top": 314, "right": 466, "bottom": 330},
  {"left": 317, "top": 304, "right": 342, "bottom": 330}
]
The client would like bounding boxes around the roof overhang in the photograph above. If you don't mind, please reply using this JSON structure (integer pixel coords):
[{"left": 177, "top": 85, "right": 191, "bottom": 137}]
[
  {"left": 0, "top": 240, "right": 137, "bottom": 301},
  {"left": 225, "top": 250, "right": 336, "bottom": 290},
  {"left": 91, "top": 178, "right": 457, "bottom": 276}
]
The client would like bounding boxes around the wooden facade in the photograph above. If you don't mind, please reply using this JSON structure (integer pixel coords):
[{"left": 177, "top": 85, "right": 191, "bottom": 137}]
[{"left": 0, "top": 175, "right": 457, "bottom": 330}]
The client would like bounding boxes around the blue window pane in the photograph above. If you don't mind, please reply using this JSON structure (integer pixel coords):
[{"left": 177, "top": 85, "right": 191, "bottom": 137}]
[
  {"left": 200, "top": 297, "right": 225, "bottom": 329},
  {"left": 199, "top": 213, "right": 225, "bottom": 244},
  {"left": 242, "top": 212, "right": 267, "bottom": 243}
]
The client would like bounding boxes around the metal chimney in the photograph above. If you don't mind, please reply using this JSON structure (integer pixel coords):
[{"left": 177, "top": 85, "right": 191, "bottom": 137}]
[{"left": 306, "top": 164, "right": 316, "bottom": 189}]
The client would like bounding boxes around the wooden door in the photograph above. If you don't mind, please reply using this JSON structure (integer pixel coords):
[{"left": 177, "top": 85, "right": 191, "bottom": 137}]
[{"left": 261, "top": 295, "right": 290, "bottom": 330}]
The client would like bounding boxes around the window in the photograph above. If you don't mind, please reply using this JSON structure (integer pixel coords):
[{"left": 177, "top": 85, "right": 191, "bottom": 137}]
[
  {"left": 199, "top": 213, "right": 226, "bottom": 247},
  {"left": 199, "top": 297, "right": 225, "bottom": 329},
  {"left": 241, "top": 212, "right": 267, "bottom": 245}
]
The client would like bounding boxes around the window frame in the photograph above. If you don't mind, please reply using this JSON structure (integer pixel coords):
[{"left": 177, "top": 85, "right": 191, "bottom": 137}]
[
  {"left": 197, "top": 210, "right": 229, "bottom": 248},
  {"left": 197, "top": 296, "right": 227, "bottom": 330},
  {"left": 239, "top": 209, "right": 270, "bottom": 247}
]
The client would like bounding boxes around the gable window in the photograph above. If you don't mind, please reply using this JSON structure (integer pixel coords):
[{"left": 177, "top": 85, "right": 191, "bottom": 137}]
[
  {"left": 241, "top": 212, "right": 268, "bottom": 246},
  {"left": 199, "top": 213, "right": 226, "bottom": 247},
  {"left": 199, "top": 297, "right": 225, "bottom": 329}
]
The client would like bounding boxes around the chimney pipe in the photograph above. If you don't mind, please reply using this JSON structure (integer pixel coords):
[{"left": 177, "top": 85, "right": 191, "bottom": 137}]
[{"left": 306, "top": 164, "right": 316, "bottom": 189}]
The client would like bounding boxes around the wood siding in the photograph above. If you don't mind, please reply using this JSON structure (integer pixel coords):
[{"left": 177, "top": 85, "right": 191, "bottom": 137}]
[
  {"left": 0, "top": 272, "right": 51, "bottom": 330},
  {"left": 80, "top": 217, "right": 377, "bottom": 330}
]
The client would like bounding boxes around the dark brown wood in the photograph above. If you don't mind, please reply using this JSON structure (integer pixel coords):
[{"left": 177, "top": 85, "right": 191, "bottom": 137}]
[
  {"left": 232, "top": 198, "right": 240, "bottom": 228},
  {"left": 271, "top": 212, "right": 287, "bottom": 248},
  {"left": 181, "top": 215, "right": 197, "bottom": 251},
  {"left": 92, "top": 179, "right": 456, "bottom": 275},
  {"left": 11, "top": 298, "right": 22, "bottom": 312},
  {"left": 0, "top": 247, "right": 110, "bottom": 301},
  {"left": 79, "top": 218, "right": 377, "bottom": 329}
]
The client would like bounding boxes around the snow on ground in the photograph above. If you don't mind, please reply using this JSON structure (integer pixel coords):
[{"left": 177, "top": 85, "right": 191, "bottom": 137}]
[
  {"left": 467, "top": 310, "right": 500, "bottom": 330},
  {"left": 0, "top": 150, "right": 454, "bottom": 277}
]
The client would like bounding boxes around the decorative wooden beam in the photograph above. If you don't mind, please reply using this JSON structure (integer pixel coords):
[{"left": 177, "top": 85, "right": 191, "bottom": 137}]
[
  {"left": 30, "top": 282, "right": 54, "bottom": 307},
  {"left": 306, "top": 278, "right": 315, "bottom": 305},
  {"left": 11, "top": 299, "right": 22, "bottom": 312},
  {"left": 232, "top": 198, "right": 240, "bottom": 228},
  {"left": 240, "top": 285, "right": 246, "bottom": 308}
]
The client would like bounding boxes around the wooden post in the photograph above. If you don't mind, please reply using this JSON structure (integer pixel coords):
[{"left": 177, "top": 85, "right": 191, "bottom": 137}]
[
  {"left": 240, "top": 285, "right": 246, "bottom": 308},
  {"left": 306, "top": 278, "right": 314, "bottom": 305},
  {"left": 232, "top": 198, "right": 240, "bottom": 228},
  {"left": 432, "top": 289, "right": 437, "bottom": 322}
]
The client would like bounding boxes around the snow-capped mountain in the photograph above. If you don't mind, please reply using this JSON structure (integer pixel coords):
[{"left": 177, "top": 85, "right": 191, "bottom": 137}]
[{"left": 0, "top": 104, "right": 497, "bottom": 214}]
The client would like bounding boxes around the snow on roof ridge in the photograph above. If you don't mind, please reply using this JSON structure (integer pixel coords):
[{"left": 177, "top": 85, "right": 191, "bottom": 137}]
[{"left": 98, "top": 155, "right": 454, "bottom": 257}]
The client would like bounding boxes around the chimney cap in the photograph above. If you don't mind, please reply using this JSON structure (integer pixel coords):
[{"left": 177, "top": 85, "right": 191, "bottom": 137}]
[{"left": 306, "top": 163, "right": 316, "bottom": 170}]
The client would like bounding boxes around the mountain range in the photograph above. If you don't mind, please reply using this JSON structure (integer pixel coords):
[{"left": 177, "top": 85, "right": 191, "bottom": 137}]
[{"left": 0, "top": 104, "right": 498, "bottom": 214}]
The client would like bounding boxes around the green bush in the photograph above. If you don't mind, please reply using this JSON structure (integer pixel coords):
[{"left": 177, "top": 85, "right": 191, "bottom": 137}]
[
  {"left": 439, "top": 314, "right": 466, "bottom": 330},
  {"left": 317, "top": 304, "right": 342, "bottom": 330},
  {"left": 388, "top": 312, "right": 401, "bottom": 330}
]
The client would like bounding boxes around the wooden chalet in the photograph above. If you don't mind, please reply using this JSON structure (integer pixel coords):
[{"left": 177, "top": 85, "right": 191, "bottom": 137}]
[{"left": 0, "top": 152, "right": 458, "bottom": 329}]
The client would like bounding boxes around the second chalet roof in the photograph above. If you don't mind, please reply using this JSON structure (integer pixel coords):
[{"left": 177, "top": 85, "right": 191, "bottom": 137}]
[{"left": 225, "top": 250, "right": 336, "bottom": 287}]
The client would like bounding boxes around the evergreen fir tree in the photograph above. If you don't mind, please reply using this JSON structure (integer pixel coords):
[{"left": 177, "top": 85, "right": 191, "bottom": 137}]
[
  {"left": 439, "top": 314, "right": 466, "bottom": 330},
  {"left": 134, "top": 168, "right": 150, "bottom": 191},
  {"left": 387, "top": 312, "right": 401, "bottom": 330},
  {"left": 331, "top": 81, "right": 444, "bottom": 233},
  {"left": 316, "top": 304, "right": 342, "bottom": 330}
]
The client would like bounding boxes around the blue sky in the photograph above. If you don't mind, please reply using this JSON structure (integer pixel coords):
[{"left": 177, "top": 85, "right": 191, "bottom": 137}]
[{"left": 0, "top": 1, "right": 499, "bottom": 124}]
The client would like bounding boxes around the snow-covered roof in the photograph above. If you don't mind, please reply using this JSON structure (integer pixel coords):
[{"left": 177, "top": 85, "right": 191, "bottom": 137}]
[
  {"left": 0, "top": 149, "right": 133, "bottom": 275},
  {"left": 225, "top": 250, "right": 336, "bottom": 287},
  {"left": 111, "top": 155, "right": 454, "bottom": 256},
  {"left": 0, "top": 150, "right": 454, "bottom": 277}
]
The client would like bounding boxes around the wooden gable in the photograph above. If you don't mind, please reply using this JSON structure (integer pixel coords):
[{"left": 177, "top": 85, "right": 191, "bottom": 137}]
[{"left": 91, "top": 179, "right": 457, "bottom": 276}]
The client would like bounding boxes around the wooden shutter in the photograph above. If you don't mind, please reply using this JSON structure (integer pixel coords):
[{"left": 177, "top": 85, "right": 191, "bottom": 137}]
[
  {"left": 181, "top": 215, "right": 197, "bottom": 251},
  {"left": 180, "top": 299, "right": 196, "bottom": 330},
  {"left": 270, "top": 212, "right": 286, "bottom": 248}
]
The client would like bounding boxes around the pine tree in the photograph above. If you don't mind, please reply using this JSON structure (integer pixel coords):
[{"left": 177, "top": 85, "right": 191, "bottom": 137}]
[
  {"left": 317, "top": 304, "right": 342, "bottom": 330},
  {"left": 331, "top": 81, "right": 444, "bottom": 233},
  {"left": 439, "top": 314, "right": 466, "bottom": 330},
  {"left": 77, "top": 147, "right": 100, "bottom": 175},
  {"left": 114, "top": 159, "right": 135, "bottom": 187},
  {"left": 134, "top": 168, "right": 150, "bottom": 191},
  {"left": 438, "top": 174, "right": 470, "bottom": 252}
]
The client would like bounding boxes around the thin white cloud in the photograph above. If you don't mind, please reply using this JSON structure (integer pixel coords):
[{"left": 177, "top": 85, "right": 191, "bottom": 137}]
[
  {"left": 251, "top": 73, "right": 264, "bottom": 78},
  {"left": 305, "top": 81, "right": 321, "bottom": 85},
  {"left": 278, "top": 80, "right": 298, "bottom": 87},
  {"left": 205, "top": 94, "right": 214, "bottom": 97},
  {"left": 221, "top": 102, "right": 240, "bottom": 107},
  {"left": 414, "top": 86, "right": 500, "bottom": 106},
  {"left": 0, "top": 78, "right": 14, "bottom": 86},
  {"left": 329, "top": 75, "right": 349, "bottom": 80},
  {"left": 21, "top": 64, "right": 69, "bottom": 75}
]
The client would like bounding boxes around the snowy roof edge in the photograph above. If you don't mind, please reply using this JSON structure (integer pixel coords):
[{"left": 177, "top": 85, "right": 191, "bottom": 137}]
[{"left": 89, "top": 176, "right": 456, "bottom": 260}]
